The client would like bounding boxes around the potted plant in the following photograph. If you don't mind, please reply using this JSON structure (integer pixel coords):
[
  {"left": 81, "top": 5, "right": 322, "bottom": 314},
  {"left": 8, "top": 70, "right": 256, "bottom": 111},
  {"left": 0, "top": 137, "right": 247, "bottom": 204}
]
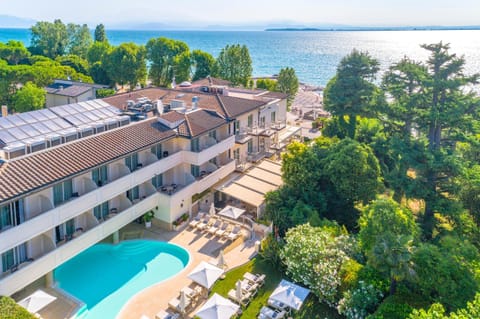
[{"left": 143, "top": 211, "right": 154, "bottom": 228}]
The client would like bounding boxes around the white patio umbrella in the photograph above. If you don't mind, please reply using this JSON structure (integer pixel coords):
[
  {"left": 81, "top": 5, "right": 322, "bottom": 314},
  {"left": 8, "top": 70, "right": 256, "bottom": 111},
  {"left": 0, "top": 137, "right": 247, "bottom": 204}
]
[
  {"left": 18, "top": 290, "right": 57, "bottom": 313},
  {"left": 235, "top": 280, "right": 243, "bottom": 301},
  {"left": 218, "top": 205, "right": 245, "bottom": 220},
  {"left": 209, "top": 203, "right": 216, "bottom": 216},
  {"left": 187, "top": 261, "right": 224, "bottom": 289},
  {"left": 178, "top": 290, "right": 187, "bottom": 314},
  {"left": 269, "top": 279, "right": 310, "bottom": 311},
  {"left": 195, "top": 293, "right": 240, "bottom": 319},
  {"left": 217, "top": 249, "right": 227, "bottom": 270}
]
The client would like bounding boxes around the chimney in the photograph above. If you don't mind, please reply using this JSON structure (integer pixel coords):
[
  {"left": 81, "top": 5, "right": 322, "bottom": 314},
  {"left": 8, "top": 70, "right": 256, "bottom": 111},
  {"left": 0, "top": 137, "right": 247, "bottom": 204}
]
[
  {"left": 1, "top": 105, "right": 7, "bottom": 117},
  {"left": 192, "top": 96, "right": 198, "bottom": 109}
]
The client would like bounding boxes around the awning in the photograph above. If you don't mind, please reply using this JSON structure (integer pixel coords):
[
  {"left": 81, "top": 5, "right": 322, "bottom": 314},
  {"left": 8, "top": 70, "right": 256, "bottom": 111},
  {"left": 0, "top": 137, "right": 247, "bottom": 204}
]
[
  {"left": 218, "top": 183, "right": 265, "bottom": 208},
  {"left": 195, "top": 293, "right": 240, "bottom": 319},
  {"left": 234, "top": 175, "right": 278, "bottom": 194},
  {"left": 246, "top": 167, "right": 282, "bottom": 186},
  {"left": 257, "top": 161, "right": 282, "bottom": 176},
  {"left": 188, "top": 261, "right": 224, "bottom": 289},
  {"left": 18, "top": 290, "right": 57, "bottom": 313},
  {"left": 218, "top": 205, "right": 245, "bottom": 219}
]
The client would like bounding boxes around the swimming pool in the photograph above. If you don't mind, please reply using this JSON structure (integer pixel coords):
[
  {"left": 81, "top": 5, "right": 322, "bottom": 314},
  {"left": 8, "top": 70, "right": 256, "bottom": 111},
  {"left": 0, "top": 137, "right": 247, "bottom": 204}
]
[{"left": 54, "top": 240, "right": 190, "bottom": 319}]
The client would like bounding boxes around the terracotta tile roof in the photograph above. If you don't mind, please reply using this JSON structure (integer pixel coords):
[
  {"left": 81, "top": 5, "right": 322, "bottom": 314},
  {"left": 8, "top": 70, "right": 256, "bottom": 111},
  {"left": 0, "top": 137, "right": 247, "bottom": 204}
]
[
  {"left": 45, "top": 84, "right": 91, "bottom": 97},
  {"left": 0, "top": 119, "right": 176, "bottom": 203},
  {"left": 217, "top": 95, "right": 266, "bottom": 118},
  {"left": 184, "top": 110, "right": 226, "bottom": 137},
  {"left": 261, "top": 91, "right": 289, "bottom": 99},
  {"left": 191, "top": 77, "right": 231, "bottom": 87},
  {"left": 160, "top": 111, "right": 185, "bottom": 122}
]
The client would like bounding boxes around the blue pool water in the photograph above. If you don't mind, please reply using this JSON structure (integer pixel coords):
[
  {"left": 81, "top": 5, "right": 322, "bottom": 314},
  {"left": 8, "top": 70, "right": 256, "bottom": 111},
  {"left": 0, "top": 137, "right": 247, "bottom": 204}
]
[{"left": 54, "top": 240, "right": 190, "bottom": 319}]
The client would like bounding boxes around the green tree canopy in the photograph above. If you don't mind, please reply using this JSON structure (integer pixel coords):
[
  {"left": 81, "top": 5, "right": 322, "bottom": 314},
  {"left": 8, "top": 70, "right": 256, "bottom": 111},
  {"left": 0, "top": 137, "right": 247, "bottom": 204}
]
[
  {"left": 215, "top": 44, "right": 252, "bottom": 86},
  {"left": 146, "top": 37, "right": 190, "bottom": 87},
  {"left": 30, "top": 19, "right": 68, "bottom": 59},
  {"left": 191, "top": 50, "right": 215, "bottom": 81},
  {"left": 104, "top": 43, "right": 146, "bottom": 89},
  {"left": 256, "top": 78, "right": 277, "bottom": 91},
  {"left": 55, "top": 54, "right": 89, "bottom": 75},
  {"left": 0, "top": 40, "right": 30, "bottom": 65},
  {"left": 94, "top": 23, "right": 108, "bottom": 42},
  {"left": 66, "top": 23, "right": 92, "bottom": 58},
  {"left": 12, "top": 82, "right": 45, "bottom": 112},
  {"left": 277, "top": 67, "right": 299, "bottom": 107},
  {"left": 323, "top": 49, "right": 382, "bottom": 139},
  {"left": 359, "top": 198, "right": 419, "bottom": 252}
]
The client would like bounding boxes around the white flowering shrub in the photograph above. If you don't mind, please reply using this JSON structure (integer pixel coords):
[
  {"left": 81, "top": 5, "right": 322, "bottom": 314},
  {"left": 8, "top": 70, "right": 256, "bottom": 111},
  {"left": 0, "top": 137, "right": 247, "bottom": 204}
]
[
  {"left": 280, "top": 223, "right": 353, "bottom": 307},
  {"left": 337, "top": 281, "right": 383, "bottom": 319}
]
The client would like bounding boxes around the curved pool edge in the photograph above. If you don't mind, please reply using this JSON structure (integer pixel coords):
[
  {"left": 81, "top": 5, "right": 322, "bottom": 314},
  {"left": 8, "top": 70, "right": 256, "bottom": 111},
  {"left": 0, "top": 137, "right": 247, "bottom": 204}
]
[{"left": 115, "top": 240, "right": 193, "bottom": 319}]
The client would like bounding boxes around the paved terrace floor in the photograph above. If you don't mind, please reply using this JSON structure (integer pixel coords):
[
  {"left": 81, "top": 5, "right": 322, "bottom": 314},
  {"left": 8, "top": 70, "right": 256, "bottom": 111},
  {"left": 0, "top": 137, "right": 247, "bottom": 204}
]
[{"left": 117, "top": 222, "right": 257, "bottom": 319}]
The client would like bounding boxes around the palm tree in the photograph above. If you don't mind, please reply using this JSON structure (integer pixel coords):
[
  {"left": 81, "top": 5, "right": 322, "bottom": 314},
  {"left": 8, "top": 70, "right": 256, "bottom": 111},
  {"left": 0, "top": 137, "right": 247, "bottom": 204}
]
[{"left": 369, "top": 232, "right": 416, "bottom": 295}]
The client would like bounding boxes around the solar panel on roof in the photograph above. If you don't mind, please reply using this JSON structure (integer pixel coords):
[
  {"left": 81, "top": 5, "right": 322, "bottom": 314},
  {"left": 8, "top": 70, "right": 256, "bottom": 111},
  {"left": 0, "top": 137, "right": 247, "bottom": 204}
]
[
  {"left": 29, "top": 110, "right": 49, "bottom": 121},
  {"left": 17, "top": 112, "right": 37, "bottom": 123},
  {"left": 64, "top": 115, "right": 83, "bottom": 126},
  {"left": 79, "top": 101, "right": 95, "bottom": 110},
  {"left": 38, "top": 109, "right": 57, "bottom": 119},
  {"left": 83, "top": 111, "right": 100, "bottom": 121},
  {"left": 6, "top": 115, "right": 27, "bottom": 126},
  {"left": 31, "top": 122, "right": 51, "bottom": 134},
  {"left": 43, "top": 120, "right": 62, "bottom": 131},
  {"left": 74, "top": 113, "right": 91, "bottom": 123},
  {"left": 96, "top": 100, "right": 111, "bottom": 107},
  {"left": 50, "top": 106, "right": 70, "bottom": 117},
  {"left": 97, "top": 108, "right": 115, "bottom": 117},
  {"left": 73, "top": 103, "right": 88, "bottom": 112},
  {"left": 60, "top": 105, "right": 78, "bottom": 115},
  {"left": 8, "top": 127, "right": 29, "bottom": 140},
  {"left": 0, "top": 118, "right": 14, "bottom": 129},
  {"left": 0, "top": 131, "right": 16, "bottom": 143},
  {"left": 52, "top": 118, "right": 72, "bottom": 129},
  {"left": 19, "top": 125, "right": 41, "bottom": 137}
]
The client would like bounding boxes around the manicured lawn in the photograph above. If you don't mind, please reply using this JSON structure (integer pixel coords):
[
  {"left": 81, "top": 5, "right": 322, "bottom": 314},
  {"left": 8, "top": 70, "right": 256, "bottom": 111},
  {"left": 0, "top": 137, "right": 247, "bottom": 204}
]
[{"left": 209, "top": 258, "right": 343, "bottom": 319}]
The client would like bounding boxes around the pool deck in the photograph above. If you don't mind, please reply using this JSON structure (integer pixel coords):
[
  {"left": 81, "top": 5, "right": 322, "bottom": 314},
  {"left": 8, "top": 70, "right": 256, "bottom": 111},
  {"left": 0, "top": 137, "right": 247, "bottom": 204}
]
[{"left": 117, "top": 222, "right": 256, "bottom": 319}]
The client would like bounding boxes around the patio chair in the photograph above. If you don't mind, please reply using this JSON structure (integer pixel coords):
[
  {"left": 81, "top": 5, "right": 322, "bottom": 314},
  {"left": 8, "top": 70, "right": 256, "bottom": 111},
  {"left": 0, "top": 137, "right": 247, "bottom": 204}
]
[
  {"left": 207, "top": 220, "right": 222, "bottom": 235},
  {"left": 155, "top": 309, "right": 179, "bottom": 319},
  {"left": 257, "top": 306, "right": 286, "bottom": 319},
  {"left": 240, "top": 279, "right": 259, "bottom": 294},
  {"left": 226, "top": 225, "right": 242, "bottom": 241},
  {"left": 168, "top": 295, "right": 191, "bottom": 313},
  {"left": 215, "top": 222, "right": 230, "bottom": 237},
  {"left": 188, "top": 213, "right": 205, "bottom": 228},
  {"left": 198, "top": 217, "right": 216, "bottom": 231},
  {"left": 243, "top": 272, "right": 266, "bottom": 286}
]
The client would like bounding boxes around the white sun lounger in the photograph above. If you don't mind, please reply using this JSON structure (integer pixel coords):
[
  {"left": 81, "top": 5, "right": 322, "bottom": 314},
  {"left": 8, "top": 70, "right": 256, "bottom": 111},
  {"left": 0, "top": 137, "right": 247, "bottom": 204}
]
[
  {"left": 195, "top": 216, "right": 211, "bottom": 230},
  {"left": 226, "top": 225, "right": 242, "bottom": 241},
  {"left": 215, "top": 222, "right": 230, "bottom": 237},
  {"left": 244, "top": 272, "right": 266, "bottom": 285},
  {"left": 207, "top": 220, "right": 222, "bottom": 235},
  {"left": 258, "top": 306, "right": 286, "bottom": 319},
  {"left": 188, "top": 213, "right": 205, "bottom": 228}
]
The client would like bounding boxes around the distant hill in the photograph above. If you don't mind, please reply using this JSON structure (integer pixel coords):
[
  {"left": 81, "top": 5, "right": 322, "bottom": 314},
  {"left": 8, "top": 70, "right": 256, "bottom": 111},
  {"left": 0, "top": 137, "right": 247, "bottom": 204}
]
[
  {"left": 0, "top": 15, "right": 35, "bottom": 28},
  {"left": 266, "top": 25, "right": 480, "bottom": 31}
]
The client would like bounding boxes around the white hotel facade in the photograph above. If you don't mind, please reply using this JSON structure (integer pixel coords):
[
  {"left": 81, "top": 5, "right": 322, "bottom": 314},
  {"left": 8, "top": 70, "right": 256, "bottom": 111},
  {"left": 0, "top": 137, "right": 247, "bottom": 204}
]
[{"left": 0, "top": 83, "right": 301, "bottom": 297}]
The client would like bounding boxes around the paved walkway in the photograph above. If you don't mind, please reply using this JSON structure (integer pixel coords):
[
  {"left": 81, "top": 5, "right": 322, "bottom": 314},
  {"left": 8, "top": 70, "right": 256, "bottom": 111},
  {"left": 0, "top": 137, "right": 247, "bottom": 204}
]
[{"left": 117, "top": 223, "right": 256, "bottom": 319}]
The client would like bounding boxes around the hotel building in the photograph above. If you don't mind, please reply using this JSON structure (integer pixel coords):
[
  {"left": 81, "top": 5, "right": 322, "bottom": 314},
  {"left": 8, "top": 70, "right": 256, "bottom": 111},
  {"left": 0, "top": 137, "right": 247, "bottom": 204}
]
[{"left": 0, "top": 83, "right": 301, "bottom": 297}]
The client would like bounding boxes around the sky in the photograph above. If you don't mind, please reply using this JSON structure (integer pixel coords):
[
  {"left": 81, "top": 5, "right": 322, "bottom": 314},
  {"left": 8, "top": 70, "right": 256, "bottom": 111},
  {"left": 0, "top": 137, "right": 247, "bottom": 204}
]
[{"left": 2, "top": 0, "right": 480, "bottom": 28}]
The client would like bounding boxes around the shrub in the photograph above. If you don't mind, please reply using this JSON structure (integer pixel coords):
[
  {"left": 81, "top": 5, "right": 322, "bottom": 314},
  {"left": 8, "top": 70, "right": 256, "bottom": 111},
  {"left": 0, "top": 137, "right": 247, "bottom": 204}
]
[
  {"left": 337, "top": 281, "right": 383, "bottom": 319},
  {"left": 96, "top": 88, "right": 115, "bottom": 98},
  {"left": 369, "top": 296, "right": 413, "bottom": 319},
  {"left": 0, "top": 296, "right": 36, "bottom": 319}
]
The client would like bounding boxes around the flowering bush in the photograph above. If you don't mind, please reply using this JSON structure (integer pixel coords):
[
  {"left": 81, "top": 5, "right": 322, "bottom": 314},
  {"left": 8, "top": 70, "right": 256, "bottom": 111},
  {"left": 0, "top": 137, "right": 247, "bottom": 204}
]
[
  {"left": 337, "top": 281, "right": 383, "bottom": 319},
  {"left": 280, "top": 223, "right": 353, "bottom": 307}
]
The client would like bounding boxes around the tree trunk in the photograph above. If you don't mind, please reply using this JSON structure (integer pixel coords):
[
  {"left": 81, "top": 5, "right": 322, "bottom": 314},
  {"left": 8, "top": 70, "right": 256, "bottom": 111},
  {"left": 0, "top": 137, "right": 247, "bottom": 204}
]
[{"left": 390, "top": 278, "right": 397, "bottom": 296}]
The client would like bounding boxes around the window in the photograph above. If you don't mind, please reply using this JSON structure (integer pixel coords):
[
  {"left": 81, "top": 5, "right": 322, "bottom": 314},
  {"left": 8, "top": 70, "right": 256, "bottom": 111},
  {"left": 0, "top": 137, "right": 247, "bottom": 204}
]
[
  {"left": 191, "top": 138, "right": 200, "bottom": 152},
  {"left": 208, "top": 130, "right": 217, "bottom": 141},
  {"left": 234, "top": 120, "right": 240, "bottom": 134},
  {"left": 259, "top": 116, "right": 266, "bottom": 128},
  {"left": 1, "top": 243, "right": 27, "bottom": 273},
  {"left": 151, "top": 174, "right": 163, "bottom": 188},
  {"left": 247, "top": 140, "right": 253, "bottom": 153},
  {"left": 151, "top": 144, "right": 162, "bottom": 159},
  {"left": 93, "top": 202, "right": 109, "bottom": 220},
  {"left": 53, "top": 180, "right": 73, "bottom": 206},
  {"left": 92, "top": 165, "right": 108, "bottom": 187},
  {"left": 247, "top": 115, "right": 253, "bottom": 128},
  {"left": 126, "top": 186, "right": 139, "bottom": 201},
  {"left": 233, "top": 149, "right": 240, "bottom": 160},
  {"left": 125, "top": 153, "right": 139, "bottom": 171},
  {"left": 191, "top": 165, "right": 200, "bottom": 177},
  {"left": 1, "top": 200, "right": 25, "bottom": 231},
  {"left": 271, "top": 111, "right": 276, "bottom": 123}
]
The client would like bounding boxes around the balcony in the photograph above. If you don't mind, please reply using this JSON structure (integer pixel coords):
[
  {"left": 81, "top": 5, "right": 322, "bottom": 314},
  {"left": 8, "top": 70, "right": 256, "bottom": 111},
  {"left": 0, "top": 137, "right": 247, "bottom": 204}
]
[
  {"left": 183, "top": 135, "right": 234, "bottom": 165},
  {"left": 0, "top": 192, "right": 160, "bottom": 296},
  {"left": 247, "top": 126, "right": 266, "bottom": 136},
  {"left": 0, "top": 150, "right": 183, "bottom": 254},
  {"left": 235, "top": 129, "right": 252, "bottom": 144},
  {"left": 271, "top": 121, "right": 287, "bottom": 131}
]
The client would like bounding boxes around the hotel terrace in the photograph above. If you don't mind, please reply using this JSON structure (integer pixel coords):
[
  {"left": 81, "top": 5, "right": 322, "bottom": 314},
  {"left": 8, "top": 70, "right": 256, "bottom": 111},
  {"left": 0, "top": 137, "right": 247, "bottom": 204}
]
[{"left": 0, "top": 82, "right": 302, "bottom": 310}]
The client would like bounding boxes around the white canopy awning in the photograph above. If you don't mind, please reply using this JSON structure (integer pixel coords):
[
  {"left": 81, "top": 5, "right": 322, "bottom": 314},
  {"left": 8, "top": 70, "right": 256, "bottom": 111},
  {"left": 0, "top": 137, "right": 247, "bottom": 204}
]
[
  {"left": 218, "top": 205, "right": 245, "bottom": 220},
  {"left": 188, "top": 261, "right": 224, "bottom": 289},
  {"left": 195, "top": 293, "right": 240, "bottom": 319},
  {"left": 269, "top": 279, "right": 310, "bottom": 311},
  {"left": 18, "top": 290, "right": 57, "bottom": 314}
]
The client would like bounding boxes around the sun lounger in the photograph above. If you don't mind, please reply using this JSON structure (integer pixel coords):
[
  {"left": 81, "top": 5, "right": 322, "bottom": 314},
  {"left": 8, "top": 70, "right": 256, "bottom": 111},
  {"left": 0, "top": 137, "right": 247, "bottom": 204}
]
[
  {"left": 195, "top": 216, "right": 211, "bottom": 230},
  {"left": 155, "top": 309, "right": 180, "bottom": 319},
  {"left": 168, "top": 295, "right": 191, "bottom": 313},
  {"left": 228, "top": 288, "right": 252, "bottom": 306},
  {"left": 215, "top": 222, "right": 229, "bottom": 237},
  {"left": 240, "top": 279, "right": 259, "bottom": 293},
  {"left": 243, "top": 272, "right": 266, "bottom": 286},
  {"left": 188, "top": 213, "right": 204, "bottom": 228},
  {"left": 267, "top": 298, "right": 288, "bottom": 311},
  {"left": 207, "top": 220, "right": 222, "bottom": 235},
  {"left": 257, "top": 306, "right": 286, "bottom": 319},
  {"left": 226, "top": 225, "right": 242, "bottom": 241}
]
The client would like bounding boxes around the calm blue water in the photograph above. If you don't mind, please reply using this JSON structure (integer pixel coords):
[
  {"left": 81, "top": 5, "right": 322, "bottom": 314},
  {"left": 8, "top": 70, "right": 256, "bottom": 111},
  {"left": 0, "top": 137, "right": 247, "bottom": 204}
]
[
  {"left": 1, "top": 28, "right": 480, "bottom": 86},
  {"left": 54, "top": 240, "right": 189, "bottom": 319}
]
